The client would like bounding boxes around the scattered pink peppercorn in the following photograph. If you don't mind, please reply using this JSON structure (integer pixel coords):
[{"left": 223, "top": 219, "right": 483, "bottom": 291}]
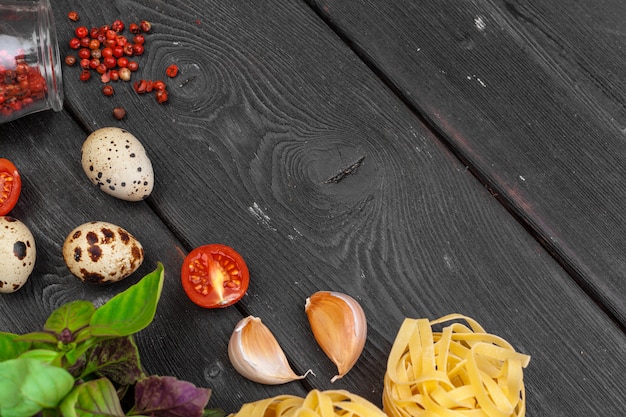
[
  {"left": 102, "top": 85, "right": 114, "bottom": 96},
  {"left": 140, "top": 20, "right": 152, "bottom": 32},
  {"left": 111, "top": 19, "right": 125, "bottom": 32},
  {"left": 75, "top": 26, "right": 88, "bottom": 38},
  {"left": 112, "top": 107, "right": 126, "bottom": 120},
  {"left": 118, "top": 67, "right": 131, "bottom": 81},
  {"left": 165, "top": 64, "right": 179, "bottom": 78},
  {"left": 155, "top": 89, "right": 168, "bottom": 103},
  {"left": 69, "top": 37, "right": 81, "bottom": 49}
]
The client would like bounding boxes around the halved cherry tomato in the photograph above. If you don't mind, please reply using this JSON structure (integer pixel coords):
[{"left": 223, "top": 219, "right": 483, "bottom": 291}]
[
  {"left": 0, "top": 158, "right": 22, "bottom": 216},
  {"left": 181, "top": 244, "right": 250, "bottom": 308}
]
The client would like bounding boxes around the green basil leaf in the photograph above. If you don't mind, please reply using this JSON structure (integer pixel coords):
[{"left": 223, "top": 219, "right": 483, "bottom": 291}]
[
  {"left": 0, "top": 358, "right": 74, "bottom": 417},
  {"left": 73, "top": 326, "right": 93, "bottom": 344},
  {"left": 44, "top": 300, "right": 96, "bottom": 334},
  {"left": 203, "top": 409, "right": 227, "bottom": 417},
  {"left": 90, "top": 263, "right": 164, "bottom": 337},
  {"left": 19, "top": 349, "right": 63, "bottom": 365},
  {"left": 59, "top": 378, "right": 125, "bottom": 417},
  {"left": 0, "top": 332, "right": 31, "bottom": 362},
  {"left": 64, "top": 337, "right": 100, "bottom": 366},
  {"left": 15, "top": 331, "right": 59, "bottom": 345}
]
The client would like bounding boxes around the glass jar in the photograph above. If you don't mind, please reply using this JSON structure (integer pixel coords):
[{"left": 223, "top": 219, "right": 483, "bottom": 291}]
[{"left": 0, "top": 0, "right": 63, "bottom": 123}]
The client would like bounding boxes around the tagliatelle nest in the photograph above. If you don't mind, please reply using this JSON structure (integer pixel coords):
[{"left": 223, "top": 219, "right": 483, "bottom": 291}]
[
  {"left": 230, "top": 390, "right": 388, "bottom": 417},
  {"left": 382, "top": 314, "right": 531, "bottom": 417}
]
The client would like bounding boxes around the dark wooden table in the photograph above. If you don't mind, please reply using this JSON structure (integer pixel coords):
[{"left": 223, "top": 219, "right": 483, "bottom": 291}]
[{"left": 2, "top": 0, "right": 626, "bottom": 415}]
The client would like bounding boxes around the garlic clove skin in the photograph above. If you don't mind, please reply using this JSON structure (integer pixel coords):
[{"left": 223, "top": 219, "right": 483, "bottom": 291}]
[
  {"left": 305, "top": 291, "right": 367, "bottom": 382},
  {"left": 228, "top": 315, "right": 311, "bottom": 385}
]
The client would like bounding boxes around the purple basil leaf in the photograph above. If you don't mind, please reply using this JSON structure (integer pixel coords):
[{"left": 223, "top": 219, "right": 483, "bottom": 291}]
[
  {"left": 83, "top": 336, "right": 145, "bottom": 385},
  {"left": 131, "top": 375, "right": 211, "bottom": 417},
  {"left": 67, "top": 355, "right": 87, "bottom": 378}
]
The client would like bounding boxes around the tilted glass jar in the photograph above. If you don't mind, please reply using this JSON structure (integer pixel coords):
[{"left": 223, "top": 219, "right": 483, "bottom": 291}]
[{"left": 0, "top": 0, "right": 63, "bottom": 123}]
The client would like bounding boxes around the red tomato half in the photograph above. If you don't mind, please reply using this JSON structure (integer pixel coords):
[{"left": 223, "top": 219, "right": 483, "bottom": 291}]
[
  {"left": 0, "top": 158, "right": 22, "bottom": 216},
  {"left": 181, "top": 244, "right": 250, "bottom": 308}
]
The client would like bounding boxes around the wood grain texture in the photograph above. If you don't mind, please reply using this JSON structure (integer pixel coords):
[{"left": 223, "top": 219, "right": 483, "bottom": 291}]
[
  {"left": 306, "top": 0, "right": 626, "bottom": 327},
  {"left": 1, "top": 0, "right": 625, "bottom": 415}
]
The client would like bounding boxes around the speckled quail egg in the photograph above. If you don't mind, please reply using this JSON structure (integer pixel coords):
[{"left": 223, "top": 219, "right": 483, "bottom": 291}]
[
  {"left": 62, "top": 221, "right": 144, "bottom": 284},
  {"left": 81, "top": 127, "right": 154, "bottom": 201},
  {"left": 0, "top": 216, "right": 36, "bottom": 293}
]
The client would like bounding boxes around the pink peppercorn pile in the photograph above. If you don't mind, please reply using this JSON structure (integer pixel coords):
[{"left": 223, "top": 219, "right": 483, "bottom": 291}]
[
  {"left": 0, "top": 55, "right": 47, "bottom": 119},
  {"left": 64, "top": 13, "right": 180, "bottom": 113},
  {"left": 66, "top": 18, "right": 149, "bottom": 94}
]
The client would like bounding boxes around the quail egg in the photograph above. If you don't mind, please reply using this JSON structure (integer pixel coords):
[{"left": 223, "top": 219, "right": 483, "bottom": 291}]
[
  {"left": 81, "top": 127, "right": 154, "bottom": 201},
  {"left": 0, "top": 216, "right": 36, "bottom": 293},
  {"left": 63, "top": 221, "right": 144, "bottom": 284}
]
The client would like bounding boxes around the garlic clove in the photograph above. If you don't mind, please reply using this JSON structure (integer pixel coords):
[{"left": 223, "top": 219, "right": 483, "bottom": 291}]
[
  {"left": 228, "top": 315, "right": 311, "bottom": 385},
  {"left": 305, "top": 291, "right": 367, "bottom": 382}
]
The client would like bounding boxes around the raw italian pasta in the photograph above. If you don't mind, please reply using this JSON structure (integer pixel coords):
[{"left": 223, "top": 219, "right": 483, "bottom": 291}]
[
  {"left": 383, "top": 314, "right": 530, "bottom": 417},
  {"left": 230, "top": 390, "right": 388, "bottom": 417}
]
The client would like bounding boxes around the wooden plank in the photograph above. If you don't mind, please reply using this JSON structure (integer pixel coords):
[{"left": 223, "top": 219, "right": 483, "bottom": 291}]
[
  {"left": 0, "top": 0, "right": 625, "bottom": 415},
  {"left": 305, "top": 0, "right": 626, "bottom": 326}
]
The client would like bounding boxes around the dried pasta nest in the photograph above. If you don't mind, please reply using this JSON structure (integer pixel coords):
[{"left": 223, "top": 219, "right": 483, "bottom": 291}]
[
  {"left": 230, "top": 389, "right": 387, "bottom": 417},
  {"left": 383, "top": 314, "right": 531, "bottom": 417}
]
